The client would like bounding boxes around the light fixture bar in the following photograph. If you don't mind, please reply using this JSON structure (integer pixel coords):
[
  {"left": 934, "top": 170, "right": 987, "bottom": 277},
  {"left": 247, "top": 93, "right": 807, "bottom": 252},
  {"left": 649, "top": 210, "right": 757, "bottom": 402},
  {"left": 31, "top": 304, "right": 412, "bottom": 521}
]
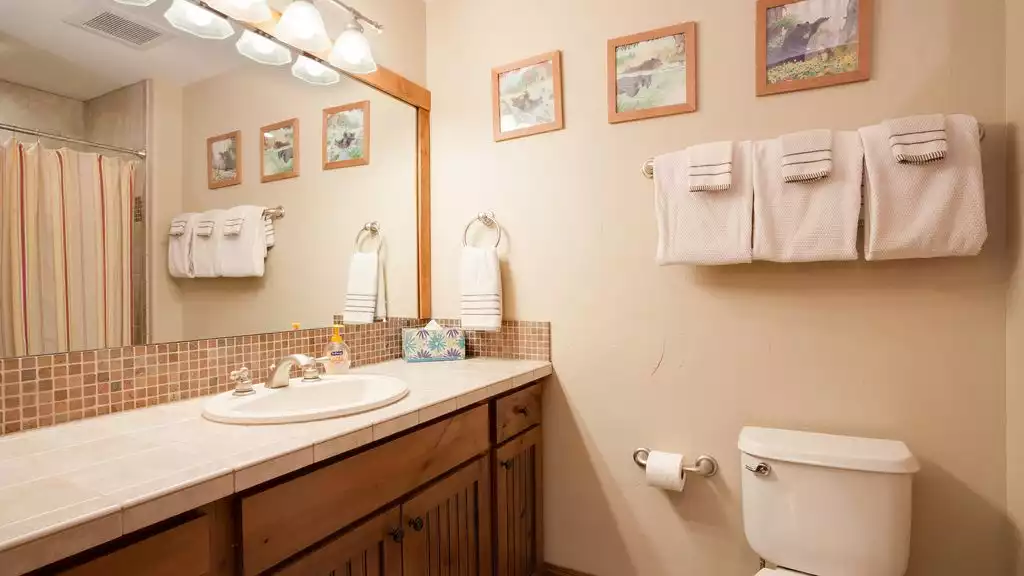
[{"left": 326, "top": 0, "right": 383, "bottom": 33}]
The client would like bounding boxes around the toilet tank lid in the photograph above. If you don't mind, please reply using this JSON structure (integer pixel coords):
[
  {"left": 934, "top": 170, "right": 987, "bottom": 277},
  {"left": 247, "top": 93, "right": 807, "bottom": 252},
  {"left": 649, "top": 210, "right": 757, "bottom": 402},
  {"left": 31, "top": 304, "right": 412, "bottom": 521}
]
[{"left": 738, "top": 427, "right": 920, "bottom": 474}]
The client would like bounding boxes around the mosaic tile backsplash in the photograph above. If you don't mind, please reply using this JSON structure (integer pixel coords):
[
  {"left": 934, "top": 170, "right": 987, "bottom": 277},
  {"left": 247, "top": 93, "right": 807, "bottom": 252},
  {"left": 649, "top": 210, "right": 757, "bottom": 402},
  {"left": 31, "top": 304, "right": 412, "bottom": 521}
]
[{"left": 0, "top": 319, "right": 550, "bottom": 435}]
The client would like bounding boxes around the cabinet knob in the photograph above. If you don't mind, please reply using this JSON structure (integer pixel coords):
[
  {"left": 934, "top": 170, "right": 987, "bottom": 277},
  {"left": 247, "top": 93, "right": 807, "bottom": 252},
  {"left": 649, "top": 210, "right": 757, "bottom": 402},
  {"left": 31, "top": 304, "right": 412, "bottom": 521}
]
[
  {"left": 500, "top": 459, "right": 513, "bottom": 469},
  {"left": 408, "top": 517, "right": 424, "bottom": 531},
  {"left": 513, "top": 406, "right": 529, "bottom": 416},
  {"left": 388, "top": 527, "right": 404, "bottom": 542}
]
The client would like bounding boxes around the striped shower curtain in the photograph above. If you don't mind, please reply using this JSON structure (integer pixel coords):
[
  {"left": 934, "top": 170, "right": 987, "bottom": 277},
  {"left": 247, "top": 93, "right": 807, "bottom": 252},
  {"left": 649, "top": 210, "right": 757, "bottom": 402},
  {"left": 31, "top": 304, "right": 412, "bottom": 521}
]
[{"left": 0, "top": 138, "right": 136, "bottom": 357}]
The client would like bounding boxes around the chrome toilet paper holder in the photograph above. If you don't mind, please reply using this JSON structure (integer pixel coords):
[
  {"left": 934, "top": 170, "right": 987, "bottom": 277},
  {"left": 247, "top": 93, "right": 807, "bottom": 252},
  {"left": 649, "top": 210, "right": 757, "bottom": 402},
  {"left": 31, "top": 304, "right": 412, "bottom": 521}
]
[{"left": 633, "top": 447, "right": 720, "bottom": 478}]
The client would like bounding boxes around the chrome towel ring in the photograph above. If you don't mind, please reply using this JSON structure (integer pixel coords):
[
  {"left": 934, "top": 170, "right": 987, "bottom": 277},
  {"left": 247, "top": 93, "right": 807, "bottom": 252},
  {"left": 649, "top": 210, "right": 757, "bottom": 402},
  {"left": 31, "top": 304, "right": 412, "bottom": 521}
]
[
  {"left": 355, "top": 221, "right": 382, "bottom": 253},
  {"left": 463, "top": 211, "right": 502, "bottom": 248}
]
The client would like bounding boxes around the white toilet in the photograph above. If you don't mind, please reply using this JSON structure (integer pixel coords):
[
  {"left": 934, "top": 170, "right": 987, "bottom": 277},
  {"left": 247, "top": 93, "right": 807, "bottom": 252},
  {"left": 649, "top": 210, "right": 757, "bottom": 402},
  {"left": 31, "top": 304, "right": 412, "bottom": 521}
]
[{"left": 738, "top": 427, "right": 920, "bottom": 576}]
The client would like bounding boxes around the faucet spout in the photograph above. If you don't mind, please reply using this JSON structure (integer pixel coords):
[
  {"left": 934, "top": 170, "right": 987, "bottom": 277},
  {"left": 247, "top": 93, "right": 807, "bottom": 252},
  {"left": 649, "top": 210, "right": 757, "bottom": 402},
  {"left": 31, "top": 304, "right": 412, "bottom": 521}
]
[{"left": 268, "top": 354, "right": 316, "bottom": 389}]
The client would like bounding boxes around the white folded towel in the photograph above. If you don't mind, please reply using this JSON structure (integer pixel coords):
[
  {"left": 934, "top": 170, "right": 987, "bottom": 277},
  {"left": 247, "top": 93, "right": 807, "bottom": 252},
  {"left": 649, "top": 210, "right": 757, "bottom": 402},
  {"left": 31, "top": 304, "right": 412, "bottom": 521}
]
[
  {"left": 687, "top": 141, "right": 733, "bottom": 191},
  {"left": 883, "top": 114, "right": 947, "bottom": 164},
  {"left": 168, "top": 213, "right": 198, "bottom": 278},
  {"left": 343, "top": 252, "right": 385, "bottom": 324},
  {"left": 460, "top": 246, "right": 502, "bottom": 331},
  {"left": 860, "top": 114, "right": 987, "bottom": 260},
  {"left": 654, "top": 141, "right": 753, "bottom": 265},
  {"left": 219, "top": 205, "right": 268, "bottom": 277},
  {"left": 192, "top": 209, "right": 226, "bottom": 278},
  {"left": 780, "top": 129, "right": 833, "bottom": 182},
  {"left": 753, "top": 131, "right": 862, "bottom": 262},
  {"left": 264, "top": 215, "right": 276, "bottom": 249}
]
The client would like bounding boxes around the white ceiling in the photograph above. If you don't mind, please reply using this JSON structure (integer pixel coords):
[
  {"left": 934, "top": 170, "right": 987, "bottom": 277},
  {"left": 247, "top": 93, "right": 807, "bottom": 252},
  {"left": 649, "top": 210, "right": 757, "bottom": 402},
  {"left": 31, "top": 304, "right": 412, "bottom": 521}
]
[{"left": 0, "top": 0, "right": 246, "bottom": 100}]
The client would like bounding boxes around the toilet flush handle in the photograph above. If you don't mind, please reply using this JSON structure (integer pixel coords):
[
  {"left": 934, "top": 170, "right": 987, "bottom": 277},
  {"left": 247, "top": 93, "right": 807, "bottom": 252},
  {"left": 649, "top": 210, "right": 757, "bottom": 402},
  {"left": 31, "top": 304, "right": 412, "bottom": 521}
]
[{"left": 745, "top": 462, "right": 771, "bottom": 477}]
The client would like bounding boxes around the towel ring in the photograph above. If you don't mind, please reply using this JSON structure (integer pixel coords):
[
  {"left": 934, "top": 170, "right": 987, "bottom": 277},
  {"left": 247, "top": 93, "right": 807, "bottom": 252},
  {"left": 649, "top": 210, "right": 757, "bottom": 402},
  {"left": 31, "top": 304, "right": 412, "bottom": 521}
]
[
  {"left": 355, "top": 221, "right": 382, "bottom": 253},
  {"left": 463, "top": 211, "right": 502, "bottom": 248}
]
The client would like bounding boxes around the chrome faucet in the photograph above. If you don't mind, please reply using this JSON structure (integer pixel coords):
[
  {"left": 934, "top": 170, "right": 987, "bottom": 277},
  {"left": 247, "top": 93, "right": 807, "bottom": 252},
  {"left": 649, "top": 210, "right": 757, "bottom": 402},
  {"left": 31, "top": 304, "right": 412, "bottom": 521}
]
[{"left": 267, "top": 354, "right": 323, "bottom": 389}]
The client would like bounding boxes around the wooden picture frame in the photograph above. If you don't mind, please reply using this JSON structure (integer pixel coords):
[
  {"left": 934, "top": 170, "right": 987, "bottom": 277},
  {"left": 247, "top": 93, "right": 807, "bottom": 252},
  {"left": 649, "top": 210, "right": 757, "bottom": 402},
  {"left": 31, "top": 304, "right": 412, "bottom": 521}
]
[
  {"left": 607, "top": 22, "right": 698, "bottom": 124},
  {"left": 260, "top": 118, "right": 300, "bottom": 183},
  {"left": 322, "top": 101, "right": 371, "bottom": 170},
  {"left": 207, "top": 130, "right": 241, "bottom": 189},
  {"left": 756, "top": 0, "right": 873, "bottom": 96},
  {"left": 491, "top": 51, "right": 564, "bottom": 142}
]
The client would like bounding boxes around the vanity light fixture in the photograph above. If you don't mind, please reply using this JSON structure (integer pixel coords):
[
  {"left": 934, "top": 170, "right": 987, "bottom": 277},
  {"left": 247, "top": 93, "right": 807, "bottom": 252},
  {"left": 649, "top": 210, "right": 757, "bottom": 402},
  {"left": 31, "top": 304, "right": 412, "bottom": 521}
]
[
  {"left": 236, "top": 30, "right": 292, "bottom": 65},
  {"left": 111, "top": 0, "right": 159, "bottom": 6},
  {"left": 292, "top": 55, "right": 340, "bottom": 86},
  {"left": 163, "top": 0, "right": 235, "bottom": 40},
  {"left": 328, "top": 20, "right": 377, "bottom": 74},
  {"left": 205, "top": 0, "right": 273, "bottom": 23},
  {"left": 275, "top": 0, "right": 332, "bottom": 53}
]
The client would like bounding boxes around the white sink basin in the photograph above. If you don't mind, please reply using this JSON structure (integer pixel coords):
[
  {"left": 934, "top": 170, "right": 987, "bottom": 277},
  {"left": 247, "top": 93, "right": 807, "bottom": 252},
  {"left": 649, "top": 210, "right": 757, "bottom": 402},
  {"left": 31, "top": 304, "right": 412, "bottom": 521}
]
[{"left": 203, "top": 374, "right": 409, "bottom": 425}]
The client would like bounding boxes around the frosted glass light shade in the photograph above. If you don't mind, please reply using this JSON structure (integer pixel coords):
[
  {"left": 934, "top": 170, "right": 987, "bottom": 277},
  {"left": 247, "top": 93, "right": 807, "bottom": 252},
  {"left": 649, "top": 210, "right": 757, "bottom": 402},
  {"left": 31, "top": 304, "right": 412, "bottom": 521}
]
[
  {"left": 275, "top": 1, "right": 331, "bottom": 53},
  {"left": 112, "top": 0, "right": 159, "bottom": 6},
  {"left": 292, "top": 56, "right": 340, "bottom": 86},
  {"left": 236, "top": 30, "right": 292, "bottom": 65},
  {"left": 206, "top": 0, "right": 273, "bottom": 23},
  {"left": 163, "top": 0, "right": 234, "bottom": 40},
  {"left": 328, "top": 22, "right": 377, "bottom": 74}
]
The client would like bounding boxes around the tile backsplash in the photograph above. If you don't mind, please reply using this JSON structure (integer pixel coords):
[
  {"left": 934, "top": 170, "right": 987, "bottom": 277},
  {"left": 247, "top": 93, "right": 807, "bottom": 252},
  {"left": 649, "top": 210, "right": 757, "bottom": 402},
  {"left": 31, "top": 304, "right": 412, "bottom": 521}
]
[{"left": 0, "top": 319, "right": 550, "bottom": 435}]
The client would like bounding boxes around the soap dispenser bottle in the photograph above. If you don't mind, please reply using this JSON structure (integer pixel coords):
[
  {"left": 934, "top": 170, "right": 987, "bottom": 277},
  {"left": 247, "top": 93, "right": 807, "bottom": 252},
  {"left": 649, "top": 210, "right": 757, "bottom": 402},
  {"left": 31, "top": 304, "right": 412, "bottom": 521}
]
[{"left": 324, "top": 324, "right": 352, "bottom": 374}]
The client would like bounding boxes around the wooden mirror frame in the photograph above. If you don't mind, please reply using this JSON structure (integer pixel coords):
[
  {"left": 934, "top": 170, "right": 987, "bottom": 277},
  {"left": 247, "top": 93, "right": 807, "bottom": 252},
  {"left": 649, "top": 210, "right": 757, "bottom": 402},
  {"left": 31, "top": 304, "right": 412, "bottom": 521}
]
[{"left": 220, "top": 9, "right": 434, "bottom": 319}]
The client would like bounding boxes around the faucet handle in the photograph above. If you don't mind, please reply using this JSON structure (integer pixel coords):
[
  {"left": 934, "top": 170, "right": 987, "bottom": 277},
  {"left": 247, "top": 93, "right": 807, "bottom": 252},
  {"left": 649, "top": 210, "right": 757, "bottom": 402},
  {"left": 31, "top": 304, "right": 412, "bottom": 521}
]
[
  {"left": 301, "top": 361, "right": 325, "bottom": 382},
  {"left": 230, "top": 366, "right": 255, "bottom": 396}
]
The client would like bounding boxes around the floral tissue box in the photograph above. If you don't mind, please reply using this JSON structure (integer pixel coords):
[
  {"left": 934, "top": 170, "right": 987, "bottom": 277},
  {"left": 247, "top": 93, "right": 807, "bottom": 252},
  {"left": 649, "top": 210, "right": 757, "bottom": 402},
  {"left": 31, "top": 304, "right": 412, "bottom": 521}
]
[{"left": 403, "top": 324, "right": 466, "bottom": 362}]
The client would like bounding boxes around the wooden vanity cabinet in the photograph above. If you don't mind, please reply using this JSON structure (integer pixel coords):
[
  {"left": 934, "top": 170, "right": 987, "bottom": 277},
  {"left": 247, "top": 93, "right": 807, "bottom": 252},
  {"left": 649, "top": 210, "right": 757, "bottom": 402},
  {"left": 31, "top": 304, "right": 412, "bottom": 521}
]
[
  {"left": 494, "top": 420, "right": 543, "bottom": 576},
  {"left": 274, "top": 506, "right": 403, "bottom": 576}
]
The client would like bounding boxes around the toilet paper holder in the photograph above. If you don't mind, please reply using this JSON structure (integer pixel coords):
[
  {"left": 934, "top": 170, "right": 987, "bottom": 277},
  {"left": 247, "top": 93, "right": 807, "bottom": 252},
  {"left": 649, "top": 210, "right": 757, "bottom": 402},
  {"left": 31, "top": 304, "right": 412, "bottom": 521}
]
[{"left": 633, "top": 448, "right": 719, "bottom": 478}]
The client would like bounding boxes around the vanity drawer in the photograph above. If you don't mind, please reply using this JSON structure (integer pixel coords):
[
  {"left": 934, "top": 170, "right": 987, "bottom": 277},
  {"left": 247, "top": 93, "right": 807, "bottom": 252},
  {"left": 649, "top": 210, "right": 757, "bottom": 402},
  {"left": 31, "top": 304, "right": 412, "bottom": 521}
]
[
  {"left": 240, "top": 405, "right": 489, "bottom": 576},
  {"left": 495, "top": 384, "right": 542, "bottom": 444},
  {"left": 58, "top": 515, "right": 210, "bottom": 576}
]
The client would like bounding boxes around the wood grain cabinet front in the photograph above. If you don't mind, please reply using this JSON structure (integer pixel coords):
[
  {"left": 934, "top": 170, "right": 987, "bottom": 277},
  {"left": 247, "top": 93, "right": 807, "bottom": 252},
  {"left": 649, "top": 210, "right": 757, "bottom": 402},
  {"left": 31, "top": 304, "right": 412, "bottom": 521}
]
[
  {"left": 495, "top": 386, "right": 541, "bottom": 445},
  {"left": 56, "top": 515, "right": 211, "bottom": 576},
  {"left": 275, "top": 506, "right": 403, "bottom": 576},
  {"left": 495, "top": 427, "right": 542, "bottom": 576}
]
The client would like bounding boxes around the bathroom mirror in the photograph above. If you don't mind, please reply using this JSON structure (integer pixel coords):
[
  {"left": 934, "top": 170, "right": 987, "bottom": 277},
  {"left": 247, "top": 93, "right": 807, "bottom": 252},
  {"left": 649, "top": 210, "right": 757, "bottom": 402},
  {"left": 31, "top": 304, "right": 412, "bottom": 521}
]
[{"left": 0, "top": 0, "right": 430, "bottom": 359}]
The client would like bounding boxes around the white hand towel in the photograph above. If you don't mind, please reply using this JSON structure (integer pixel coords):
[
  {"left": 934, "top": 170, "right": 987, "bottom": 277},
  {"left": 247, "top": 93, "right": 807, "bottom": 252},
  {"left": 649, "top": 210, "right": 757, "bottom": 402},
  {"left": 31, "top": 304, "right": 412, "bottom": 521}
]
[
  {"left": 192, "top": 209, "right": 226, "bottom": 278},
  {"left": 460, "top": 246, "right": 502, "bottom": 331},
  {"left": 654, "top": 141, "right": 753, "bottom": 265},
  {"left": 343, "top": 252, "right": 380, "bottom": 325},
  {"left": 883, "top": 114, "right": 947, "bottom": 163},
  {"left": 219, "top": 205, "right": 268, "bottom": 277},
  {"left": 780, "top": 129, "right": 833, "bottom": 182},
  {"left": 687, "top": 141, "right": 733, "bottom": 191},
  {"left": 753, "top": 131, "right": 862, "bottom": 262},
  {"left": 168, "top": 213, "right": 198, "bottom": 278},
  {"left": 860, "top": 114, "right": 987, "bottom": 260},
  {"left": 264, "top": 215, "right": 276, "bottom": 249}
]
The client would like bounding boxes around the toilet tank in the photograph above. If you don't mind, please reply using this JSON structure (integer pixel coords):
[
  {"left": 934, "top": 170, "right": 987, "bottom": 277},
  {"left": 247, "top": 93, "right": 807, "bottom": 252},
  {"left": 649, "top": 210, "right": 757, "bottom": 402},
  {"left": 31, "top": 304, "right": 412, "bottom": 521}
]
[{"left": 739, "top": 427, "right": 920, "bottom": 576}]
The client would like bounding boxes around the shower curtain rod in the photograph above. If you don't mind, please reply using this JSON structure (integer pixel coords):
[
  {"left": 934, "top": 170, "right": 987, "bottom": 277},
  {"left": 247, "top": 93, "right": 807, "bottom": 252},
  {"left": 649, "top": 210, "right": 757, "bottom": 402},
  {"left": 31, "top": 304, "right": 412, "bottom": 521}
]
[{"left": 0, "top": 122, "right": 147, "bottom": 159}]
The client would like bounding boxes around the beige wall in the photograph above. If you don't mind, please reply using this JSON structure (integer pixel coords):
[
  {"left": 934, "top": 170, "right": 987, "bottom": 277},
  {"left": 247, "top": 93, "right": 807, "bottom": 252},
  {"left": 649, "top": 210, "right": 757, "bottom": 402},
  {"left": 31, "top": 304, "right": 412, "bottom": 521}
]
[
  {"left": 426, "top": 0, "right": 1011, "bottom": 574},
  {"left": 1006, "top": 0, "right": 1024, "bottom": 572},
  {"left": 176, "top": 63, "right": 419, "bottom": 339},
  {"left": 85, "top": 82, "right": 147, "bottom": 152},
  {"left": 0, "top": 79, "right": 84, "bottom": 144}
]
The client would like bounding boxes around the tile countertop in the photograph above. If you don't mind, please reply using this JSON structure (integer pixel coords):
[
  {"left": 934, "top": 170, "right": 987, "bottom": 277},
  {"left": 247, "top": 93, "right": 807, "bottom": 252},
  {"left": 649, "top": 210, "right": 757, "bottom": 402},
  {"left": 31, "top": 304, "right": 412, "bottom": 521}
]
[{"left": 0, "top": 358, "right": 552, "bottom": 576}]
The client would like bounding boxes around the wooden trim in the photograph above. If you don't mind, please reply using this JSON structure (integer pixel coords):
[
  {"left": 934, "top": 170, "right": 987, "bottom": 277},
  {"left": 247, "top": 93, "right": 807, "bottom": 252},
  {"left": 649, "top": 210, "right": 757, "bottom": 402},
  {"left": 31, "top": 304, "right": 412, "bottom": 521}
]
[
  {"left": 755, "top": 0, "right": 873, "bottom": 96},
  {"left": 416, "top": 107, "right": 432, "bottom": 319},
  {"left": 607, "top": 22, "right": 698, "bottom": 124},
  {"left": 492, "top": 51, "right": 565, "bottom": 142},
  {"left": 259, "top": 118, "right": 299, "bottom": 183},
  {"left": 59, "top": 515, "right": 211, "bottom": 576},
  {"left": 353, "top": 65, "right": 431, "bottom": 111},
  {"left": 322, "top": 101, "right": 371, "bottom": 170},
  {"left": 545, "top": 564, "right": 597, "bottom": 576},
  {"left": 207, "top": 130, "right": 242, "bottom": 189}
]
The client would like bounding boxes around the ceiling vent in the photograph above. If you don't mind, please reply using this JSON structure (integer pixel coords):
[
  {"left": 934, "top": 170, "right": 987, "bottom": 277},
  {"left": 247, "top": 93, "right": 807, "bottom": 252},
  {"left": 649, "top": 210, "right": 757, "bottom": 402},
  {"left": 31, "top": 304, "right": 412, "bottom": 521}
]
[{"left": 64, "top": 8, "right": 171, "bottom": 50}]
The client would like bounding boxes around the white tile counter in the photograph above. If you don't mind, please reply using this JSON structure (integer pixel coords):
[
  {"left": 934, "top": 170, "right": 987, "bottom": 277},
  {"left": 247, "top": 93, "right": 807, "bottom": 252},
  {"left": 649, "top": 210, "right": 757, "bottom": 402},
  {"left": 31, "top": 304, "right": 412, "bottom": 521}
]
[{"left": 0, "top": 358, "right": 552, "bottom": 575}]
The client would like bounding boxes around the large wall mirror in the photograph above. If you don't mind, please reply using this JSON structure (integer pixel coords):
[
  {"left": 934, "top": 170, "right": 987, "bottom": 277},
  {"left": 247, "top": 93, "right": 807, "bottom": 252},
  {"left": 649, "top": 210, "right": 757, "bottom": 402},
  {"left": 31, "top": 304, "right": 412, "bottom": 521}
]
[{"left": 0, "top": 0, "right": 430, "bottom": 359}]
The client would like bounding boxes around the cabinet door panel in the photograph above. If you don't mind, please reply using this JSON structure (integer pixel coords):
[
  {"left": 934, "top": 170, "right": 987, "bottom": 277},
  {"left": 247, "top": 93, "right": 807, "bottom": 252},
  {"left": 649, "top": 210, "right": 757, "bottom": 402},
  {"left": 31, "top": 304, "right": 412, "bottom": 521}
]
[
  {"left": 403, "top": 457, "right": 491, "bottom": 576},
  {"left": 496, "top": 427, "right": 542, "bottom": 576},
  {"left": 275, "top": 506, "right": 402, "bottom": 576}
]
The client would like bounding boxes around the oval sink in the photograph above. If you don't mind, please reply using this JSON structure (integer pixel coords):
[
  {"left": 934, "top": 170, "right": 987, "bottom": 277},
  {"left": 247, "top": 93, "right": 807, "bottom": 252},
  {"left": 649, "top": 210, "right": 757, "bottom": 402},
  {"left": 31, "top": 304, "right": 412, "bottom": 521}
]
[{"left": 203, "top": 374, "right": 409, "bottom": 425}]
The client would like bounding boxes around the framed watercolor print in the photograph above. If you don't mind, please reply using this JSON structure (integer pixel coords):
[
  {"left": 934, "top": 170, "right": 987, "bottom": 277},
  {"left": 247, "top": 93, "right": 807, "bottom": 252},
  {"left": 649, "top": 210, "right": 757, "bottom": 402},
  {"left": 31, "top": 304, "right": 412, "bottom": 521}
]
[
  {"left": 492, "top": 51, "right": 564, "bottom": 142},
  {"left": 756, "top": 0, "right": 873, "bottom": 96},
  {"left": 607, "top": 22, "right": 697, "bottom": 124},
  {"left": 323, "top": 101, "right": 370, "bottom": 170},
  {"left": 207, "top": 130, "right": 241, "bottom": 189},
  {"left": 260, "top": 118, "right": 299, "bottom": 183}
]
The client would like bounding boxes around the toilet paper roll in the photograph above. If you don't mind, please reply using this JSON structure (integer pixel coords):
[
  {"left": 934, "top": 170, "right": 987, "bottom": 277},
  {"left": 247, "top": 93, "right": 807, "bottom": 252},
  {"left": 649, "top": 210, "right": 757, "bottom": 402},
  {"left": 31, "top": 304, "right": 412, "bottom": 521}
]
[{"left": 645, "top": 450, "right": 687, "bottom": 492}]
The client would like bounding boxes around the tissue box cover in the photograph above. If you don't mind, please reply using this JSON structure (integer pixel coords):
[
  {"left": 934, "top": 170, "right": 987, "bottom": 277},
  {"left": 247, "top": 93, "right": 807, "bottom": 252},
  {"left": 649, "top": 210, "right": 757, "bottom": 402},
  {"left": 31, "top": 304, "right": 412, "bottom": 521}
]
[{"left": 403, "top": 327, "right": 466, "bottom": 362}]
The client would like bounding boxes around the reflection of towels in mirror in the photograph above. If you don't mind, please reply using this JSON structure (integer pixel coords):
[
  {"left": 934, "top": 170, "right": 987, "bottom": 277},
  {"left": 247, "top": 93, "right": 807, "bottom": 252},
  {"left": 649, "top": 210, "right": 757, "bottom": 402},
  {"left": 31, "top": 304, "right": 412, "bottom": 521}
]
[
  {"left": 219, "top": 206, "right": 269, "bottom": 277},
  {"left": 193, "top": 209, "right": 226, "bottom": 278},
  {"left": 168, "top": 213, "right": 199, "bottom": 278}
]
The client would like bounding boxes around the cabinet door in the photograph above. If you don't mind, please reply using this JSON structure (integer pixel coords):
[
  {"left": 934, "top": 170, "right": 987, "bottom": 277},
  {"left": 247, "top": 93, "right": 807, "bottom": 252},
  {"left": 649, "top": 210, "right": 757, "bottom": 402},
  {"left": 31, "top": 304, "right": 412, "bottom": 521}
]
[
  {"left": 275, "top": 506, "right": 403, "bottom": 576},
  {"left": 402, "top": 457, "right": 491, "bottom": 576},
  {"left": 495, "top": 427, "right": 542, "bottom": 576}
]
